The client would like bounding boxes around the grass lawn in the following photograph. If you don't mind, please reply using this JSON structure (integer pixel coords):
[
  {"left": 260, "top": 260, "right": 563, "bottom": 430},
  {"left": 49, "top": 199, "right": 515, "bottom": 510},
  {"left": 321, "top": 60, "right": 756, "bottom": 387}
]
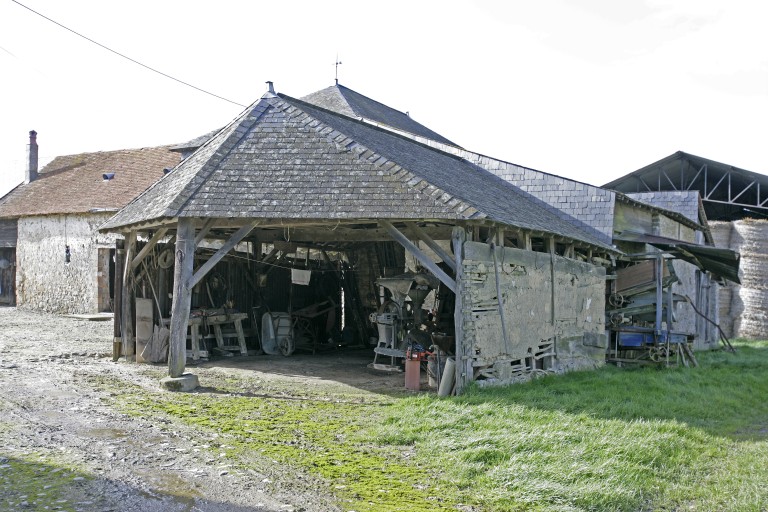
[{"left": 117, "top": 340, "right": 768, "bottom": 511}]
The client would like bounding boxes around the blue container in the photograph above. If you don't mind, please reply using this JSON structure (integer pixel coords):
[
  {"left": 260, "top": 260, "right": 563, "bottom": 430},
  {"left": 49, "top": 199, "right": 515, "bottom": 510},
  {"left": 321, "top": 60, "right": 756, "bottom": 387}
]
[{"left": 618, "top": 332, "right": 647, "bottom": 347}]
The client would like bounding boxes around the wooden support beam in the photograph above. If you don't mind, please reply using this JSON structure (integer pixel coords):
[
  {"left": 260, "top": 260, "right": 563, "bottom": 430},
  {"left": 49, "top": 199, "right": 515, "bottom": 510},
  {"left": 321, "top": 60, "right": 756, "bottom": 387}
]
[
  {"left": 112, "top": 239, "right": 124, "bottom": 361},
  {"left": 194, "top": 218, "right": 216, "bottom": 246},
  {"left": 452, "top": 226, "right": 469, "bottom": 395},
  {"left": 121, "top": 231, "right": 137, "bottom": 358},
  {"left": 549, "top": 237, "right": 556, "bottom": 326},
  {"left": 406, "top": 222, "right": 456, "bottom": 272},
  {"left": 189, "top": 221, "right": 259, "bottom": 289},
  {"left": 251, "top": 225, "right": 454, "bottom": 243},
  {"left": 168, "top": 218, "right": 195, "bottom": 378},
  {"left": 522, "top": 231, "right": 532, "bottom": 251},
  {"left": 380, "top": 220, "right": 456, "bottom": 293},
  {"left": 130, "top": 228, "right": 168, "bottom": 270}
]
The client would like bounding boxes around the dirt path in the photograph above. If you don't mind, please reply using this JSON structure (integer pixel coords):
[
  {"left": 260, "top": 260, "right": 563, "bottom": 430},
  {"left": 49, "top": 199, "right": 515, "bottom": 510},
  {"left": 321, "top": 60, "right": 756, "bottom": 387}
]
[{"left": 0, "top": 307, "right": 360, "bottom": 512}]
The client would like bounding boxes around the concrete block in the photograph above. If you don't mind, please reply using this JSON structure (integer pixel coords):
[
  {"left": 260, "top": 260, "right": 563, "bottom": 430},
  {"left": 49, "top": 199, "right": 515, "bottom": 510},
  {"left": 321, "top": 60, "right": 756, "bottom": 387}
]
[{"left": 160, "top": 373, "right": 200, "bottom": 392}]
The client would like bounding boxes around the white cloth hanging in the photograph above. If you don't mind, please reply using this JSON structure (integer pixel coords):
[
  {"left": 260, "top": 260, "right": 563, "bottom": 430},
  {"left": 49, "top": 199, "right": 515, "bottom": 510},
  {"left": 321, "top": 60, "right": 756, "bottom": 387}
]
[{"left": 291, "top": 269, "right": 312, "bottom": 286}]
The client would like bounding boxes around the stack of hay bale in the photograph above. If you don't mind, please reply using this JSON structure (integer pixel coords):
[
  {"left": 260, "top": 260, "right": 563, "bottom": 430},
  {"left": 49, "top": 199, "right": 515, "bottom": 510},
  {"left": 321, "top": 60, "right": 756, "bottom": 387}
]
[{"left": 711, "top": 219, "right": 768, "bottom": 340}]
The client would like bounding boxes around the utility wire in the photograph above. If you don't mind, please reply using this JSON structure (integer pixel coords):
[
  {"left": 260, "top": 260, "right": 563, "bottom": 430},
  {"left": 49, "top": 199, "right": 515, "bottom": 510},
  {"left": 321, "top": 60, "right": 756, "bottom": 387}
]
[{"left": 11, "top": 0, "right": 247, "bottom": 108}]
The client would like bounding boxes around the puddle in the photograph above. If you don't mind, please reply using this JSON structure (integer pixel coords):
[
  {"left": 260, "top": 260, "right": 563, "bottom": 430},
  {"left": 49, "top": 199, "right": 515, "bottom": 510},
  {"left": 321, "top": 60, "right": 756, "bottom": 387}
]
[
  {"left": 135, "top": 469, "right": 202, "bottom": 510},
  {"left": 87, "top": 428, "right": 128, "bottom": 439}
]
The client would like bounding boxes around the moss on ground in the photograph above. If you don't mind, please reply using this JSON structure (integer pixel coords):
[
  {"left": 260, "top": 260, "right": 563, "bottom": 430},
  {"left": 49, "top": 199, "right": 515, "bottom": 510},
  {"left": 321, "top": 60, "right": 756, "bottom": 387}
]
[
  {"left": 0, "top": 452, "right": 89, "bottom": 512},
  {"left": 117, "top": 391, "right": 453, "bottom": 511}
]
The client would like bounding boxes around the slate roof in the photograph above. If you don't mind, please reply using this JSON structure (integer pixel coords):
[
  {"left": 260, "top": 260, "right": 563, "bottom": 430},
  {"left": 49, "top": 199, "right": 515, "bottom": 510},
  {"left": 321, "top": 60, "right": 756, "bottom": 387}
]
[
  {"left": 301, "top": 83, "right": 459, "bottom": 147},
  {"left": 102, "top": 94, "right": 615, "bottom": 252},
  {"left": 627, "top": 191, "right": 701, "bottom": 224},
  {"left": 457, "top": 152, "right": 616, "bottom": 245},
  {"left": 0, "top": 146, "right": 181, "bottom": 218}
]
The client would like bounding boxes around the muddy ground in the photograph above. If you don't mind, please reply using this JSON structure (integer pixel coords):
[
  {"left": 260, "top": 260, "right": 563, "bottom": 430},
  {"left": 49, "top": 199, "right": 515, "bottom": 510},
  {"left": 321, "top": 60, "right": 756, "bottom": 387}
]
[{"left": 0, "top": 307, "right": 407, "bottom": 512}]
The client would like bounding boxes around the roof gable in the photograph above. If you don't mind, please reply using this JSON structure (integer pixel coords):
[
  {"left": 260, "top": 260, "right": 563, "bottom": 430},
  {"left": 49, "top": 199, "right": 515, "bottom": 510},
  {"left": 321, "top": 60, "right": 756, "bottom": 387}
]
[{"left": 0, "top": 146, "right": 180, "bottom": 218}]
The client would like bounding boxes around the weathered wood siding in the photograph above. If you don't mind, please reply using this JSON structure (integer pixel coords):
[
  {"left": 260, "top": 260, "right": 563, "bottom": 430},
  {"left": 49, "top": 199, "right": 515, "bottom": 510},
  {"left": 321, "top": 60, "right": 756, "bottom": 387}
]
[
  {"left": 460, "top": 241, "right": 606, "bottom": 384},
  {"left": 0, "top": 219, "right": 18, "bottom": 248},
  {"left": 0, "top": 248, "right": 15, "bottom": 305}
]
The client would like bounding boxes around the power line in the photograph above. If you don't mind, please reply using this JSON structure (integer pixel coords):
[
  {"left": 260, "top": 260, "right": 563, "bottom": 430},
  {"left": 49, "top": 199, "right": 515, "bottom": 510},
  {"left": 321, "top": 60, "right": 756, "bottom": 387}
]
[{"left": 11, "top": 0, "right": 247, "bottom": 108}]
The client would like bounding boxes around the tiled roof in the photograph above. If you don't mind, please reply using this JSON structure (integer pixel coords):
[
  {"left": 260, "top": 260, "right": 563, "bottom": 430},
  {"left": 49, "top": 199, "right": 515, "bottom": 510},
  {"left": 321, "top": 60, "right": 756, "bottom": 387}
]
[
  {"left": 102, "top": 94, "right": 614, "bottom": 251},
  {"left": 301, "top": 84, "right": 459, "bottom": 147},
  {"left": 0, "top": 146, "right": 180, "bottom": 218}
]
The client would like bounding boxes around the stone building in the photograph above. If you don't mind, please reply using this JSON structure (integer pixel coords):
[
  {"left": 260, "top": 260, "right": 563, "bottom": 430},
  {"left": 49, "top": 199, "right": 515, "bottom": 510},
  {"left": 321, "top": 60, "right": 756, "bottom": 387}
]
[{"left": 0, "top": 132, "right": 180, "bottom": 313}]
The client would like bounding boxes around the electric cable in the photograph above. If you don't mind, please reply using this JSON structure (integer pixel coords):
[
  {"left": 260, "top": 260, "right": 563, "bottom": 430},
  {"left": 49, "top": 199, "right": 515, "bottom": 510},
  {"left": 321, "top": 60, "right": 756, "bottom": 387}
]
[{"left": 11, "top": 0, "right": 247, "bottom": 108}]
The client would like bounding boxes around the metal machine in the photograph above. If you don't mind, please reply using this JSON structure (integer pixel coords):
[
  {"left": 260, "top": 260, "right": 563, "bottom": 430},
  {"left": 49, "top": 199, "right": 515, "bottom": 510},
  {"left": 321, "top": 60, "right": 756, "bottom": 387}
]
[{"left": 369, "top": 272, "right": 439, "bottom": 370}]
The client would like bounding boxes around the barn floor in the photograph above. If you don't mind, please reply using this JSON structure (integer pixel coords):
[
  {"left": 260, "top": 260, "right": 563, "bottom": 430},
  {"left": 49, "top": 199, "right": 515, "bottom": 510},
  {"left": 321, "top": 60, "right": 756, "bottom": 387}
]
[{"left": 195, "top": 348, "right": 414, "bottom": 394}]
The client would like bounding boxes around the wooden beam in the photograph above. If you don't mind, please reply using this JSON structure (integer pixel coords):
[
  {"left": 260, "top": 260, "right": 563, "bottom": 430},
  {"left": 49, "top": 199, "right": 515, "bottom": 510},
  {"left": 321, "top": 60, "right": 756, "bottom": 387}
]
[
  {"left": 112, "top": 239, "right": 124, "bottom": 361},
  {"left": 380, "top": 220, "right": 456, "bottom": 293},
  {"left": 121, "top": 231, "right": 137, "bottom": 358},
  {"left": 130, "top": 228, "right": 168, "bottom": 270},
  {"left": 406, "top": 222, "right": 456, "bottom": 272},
  {"left": 522, "top": 231, "right": 532, "bottom": 251},
  {"left": 189, "top": 221, "right": 259, "bottom": 289},
  {"left": 168, "top": 218, "right": 195, "bottom": 378},
  {"left": 452, "top": 226, "right": 468, "bottom": 395},
  {"left": 253, "top": 225, "right": 454, "bottom": 243},
  {"left": 549, "top": 237, "right": 556, "bottom": 326},
  {"left": 194, "top": 218, "right": 216, "bottom": 246}
]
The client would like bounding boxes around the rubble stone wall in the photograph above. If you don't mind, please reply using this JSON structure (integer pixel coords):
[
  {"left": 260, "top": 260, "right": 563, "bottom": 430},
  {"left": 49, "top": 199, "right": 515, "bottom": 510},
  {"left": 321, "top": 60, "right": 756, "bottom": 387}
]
[{"left": 16, "top": 213, "right": 117, "bottom": 314}]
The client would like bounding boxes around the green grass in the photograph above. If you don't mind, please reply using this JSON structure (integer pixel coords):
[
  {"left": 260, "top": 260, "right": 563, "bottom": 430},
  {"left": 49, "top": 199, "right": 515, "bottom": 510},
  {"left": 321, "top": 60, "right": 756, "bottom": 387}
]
[
  {"left": 376, "top": 340, "right": 768, "bottom": 511},
  {"left": 106, "top": 340, "right": 768, "bottom": 511}
]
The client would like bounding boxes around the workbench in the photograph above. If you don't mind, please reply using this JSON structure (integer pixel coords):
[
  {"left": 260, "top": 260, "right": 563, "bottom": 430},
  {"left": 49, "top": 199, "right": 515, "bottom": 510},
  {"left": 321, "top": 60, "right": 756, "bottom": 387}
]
[{"left": 164, "top": 311, "right": 249, "bottom": 360}]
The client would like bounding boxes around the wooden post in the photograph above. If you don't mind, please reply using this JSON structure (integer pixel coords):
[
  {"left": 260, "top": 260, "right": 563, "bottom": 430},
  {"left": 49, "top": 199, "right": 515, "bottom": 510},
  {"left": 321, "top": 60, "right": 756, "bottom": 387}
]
[
  {"left": 522, "top": 231, "right": 532, "bottom": 251},
  {"left": 452, "top": 226, "right": 468, "bottom": 394},
  {"left": 121, "top": 231, "right": 137, "bottom": 358},
  {"left": 169, "top": 218, "right": 195, "bottom": 378},
  {"left": 112, "top": 239, "right": 124, "bottom": 361},
  {"left": 548, "top": 237, "right": 556, "bottom": 326}
]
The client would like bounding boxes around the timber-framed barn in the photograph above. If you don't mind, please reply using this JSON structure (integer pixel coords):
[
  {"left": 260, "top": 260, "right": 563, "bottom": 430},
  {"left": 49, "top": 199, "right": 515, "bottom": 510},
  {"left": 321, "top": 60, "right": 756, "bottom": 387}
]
[{"left": 100, "top": 85, "right": 620, "bottom": 392}]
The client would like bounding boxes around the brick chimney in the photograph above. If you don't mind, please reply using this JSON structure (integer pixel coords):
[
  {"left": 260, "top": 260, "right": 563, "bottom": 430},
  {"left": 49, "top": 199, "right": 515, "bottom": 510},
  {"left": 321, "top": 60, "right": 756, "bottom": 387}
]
[{"left": 25, "top": 130, "right": 38, "bottom": 184}]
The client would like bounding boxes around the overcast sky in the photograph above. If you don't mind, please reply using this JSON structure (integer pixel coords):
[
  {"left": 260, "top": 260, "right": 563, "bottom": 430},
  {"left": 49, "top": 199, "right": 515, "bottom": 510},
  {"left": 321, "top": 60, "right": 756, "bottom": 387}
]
[{"left": 1, "top": 0, "right": 766, "bottom": 199}]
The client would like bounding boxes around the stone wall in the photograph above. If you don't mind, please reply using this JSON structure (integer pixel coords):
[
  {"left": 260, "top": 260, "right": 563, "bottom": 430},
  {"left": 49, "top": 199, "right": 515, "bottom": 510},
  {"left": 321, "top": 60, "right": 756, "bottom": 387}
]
[
  {"left": 460, "top": 241, "right": 606, "bottom": 385},
  {"left": 16, "top": 213, "right": 118, "bottom": 314}
]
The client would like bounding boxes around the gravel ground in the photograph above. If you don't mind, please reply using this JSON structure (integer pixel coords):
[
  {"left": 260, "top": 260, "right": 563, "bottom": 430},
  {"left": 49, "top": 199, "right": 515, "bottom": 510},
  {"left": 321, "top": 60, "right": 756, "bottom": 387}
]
[{"left": 0, "top": 307, "right": 353, "bottom": 512}]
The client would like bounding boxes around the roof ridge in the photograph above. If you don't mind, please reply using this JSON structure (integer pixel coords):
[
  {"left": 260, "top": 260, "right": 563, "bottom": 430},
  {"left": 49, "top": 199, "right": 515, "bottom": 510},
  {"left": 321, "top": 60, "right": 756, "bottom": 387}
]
[
  {"left": 272, "top": 96, "right": 486, "bottom": 221},
  {"left": 284, "top": 94, "right": 469, "bottom": 163},
  {"left": 329, "top": 84, "right": 357, "bottom": 117},
  {"left": 43, "top": 144, "right": 177, "bottom": 163},
  {"left": 169, "top": 99, "right": 273, "bottom": 218},
  {"left": 101, "top": 102, "right": 264, "bottom": 228},
  {"left": 335, "top": 83, "right": 409, "bottom": 117}
]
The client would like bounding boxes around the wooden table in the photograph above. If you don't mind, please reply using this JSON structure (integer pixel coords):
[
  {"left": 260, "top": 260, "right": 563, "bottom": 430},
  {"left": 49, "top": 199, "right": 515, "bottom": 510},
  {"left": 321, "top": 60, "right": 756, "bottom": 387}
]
[{"left": 164, "top": 312, "right": 249, "bottom": 360}]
